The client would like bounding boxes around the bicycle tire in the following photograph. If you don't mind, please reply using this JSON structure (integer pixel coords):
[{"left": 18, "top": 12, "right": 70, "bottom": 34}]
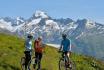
[
  {"left": 59, "top": 58, "right": 67, "bottom": 70},
  {"left": 59, "top": 56, "right": 76, "bottom": 70},
  {"left": 31, "top": 56, "right": 41, "bottom": 70},
  {"left": 28, "top": 57, "right": 36, "bottom": 70},
  {"left": 65, "top": 55, "right": 70, "bottom": 70},
  {"left": 20, "top": 57, "right": 25, "bottom": 70},
  {"left": 69, "top": 60, "right": 76, "bottom": 70}
]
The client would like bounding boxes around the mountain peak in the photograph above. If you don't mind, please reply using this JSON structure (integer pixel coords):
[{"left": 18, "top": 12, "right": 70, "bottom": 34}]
[
  {"left": 76, "top": 19, "right": 96, "bottom": 29},
  {"left": 34, "top": 10, "right": 49, "bottom": 19},
  {"left": 16, "top": 16, "right": 24, "bottom": 20}
]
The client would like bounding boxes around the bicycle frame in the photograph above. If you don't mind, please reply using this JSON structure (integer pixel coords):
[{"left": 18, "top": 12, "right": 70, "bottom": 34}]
[{"left": 59, "top": 51, "right": 76, "bottom": 70}]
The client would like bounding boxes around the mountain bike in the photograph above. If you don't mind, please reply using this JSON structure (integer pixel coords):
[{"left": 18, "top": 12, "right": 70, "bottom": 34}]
[
  {"left": 21, "top": 53, "right": 41, "bottom": 70},
  {"left": 29, "top": 56, "right": 41, "bottom": 70},
  {"left": 20, "top": 51, "right": 33, "bottom": 70},
  {"left": 59, "top": 51, "right": 76, "bottom": 70}
]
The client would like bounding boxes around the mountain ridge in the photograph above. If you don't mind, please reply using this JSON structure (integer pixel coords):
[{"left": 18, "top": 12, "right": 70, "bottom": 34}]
[{"left": 0, "top": 10, "right": 104, "bottom": 60}]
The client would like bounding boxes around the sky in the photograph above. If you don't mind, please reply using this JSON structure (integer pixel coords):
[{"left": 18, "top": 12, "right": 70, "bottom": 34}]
[{"left": 0, "top": 0, "right": 104, "bottom": 24}]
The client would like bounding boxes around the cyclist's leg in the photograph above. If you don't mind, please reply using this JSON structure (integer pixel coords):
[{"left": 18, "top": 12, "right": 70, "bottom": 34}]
[
  {"left": 38, "top": 53, "right": 42, "bottom": 70},
  {"left": 25, "top": 51, "right": 29, "bottom": 70},
  {"left": 67, "top": 51, "right": 72, "bottom": 64},
  {"left": 64, "top": 51, "right": 69, "bottom": 58},
  {"left": 65, "top": 51, "right": 70, "bottom": 67},
  {"left": 27, "top": 51, "right": 31, "bottom": 70},
  {"left": 67, "top": 51, "right": 71, "bottom": 58},
  {"left": 33, "top": 52, "right": 38, "bottom": 69}
]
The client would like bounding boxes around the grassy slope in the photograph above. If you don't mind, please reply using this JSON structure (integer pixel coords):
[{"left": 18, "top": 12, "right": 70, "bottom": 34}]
[
  {"left": 0, "top": 33, "right": 104, "bottom": 70},
  {"left": 0, "top": 33, "right": 24, "bottom": 70}
]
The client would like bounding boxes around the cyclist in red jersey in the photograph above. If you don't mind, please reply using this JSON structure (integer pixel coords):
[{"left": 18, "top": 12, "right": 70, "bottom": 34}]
[{"left": 33, "top": 36, "right": 44, "bottom": 70}]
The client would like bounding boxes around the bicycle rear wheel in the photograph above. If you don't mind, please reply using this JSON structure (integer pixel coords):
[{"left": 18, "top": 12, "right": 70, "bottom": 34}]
[{"left": 20, "top": 57, "right": 25, "bottom": 70}]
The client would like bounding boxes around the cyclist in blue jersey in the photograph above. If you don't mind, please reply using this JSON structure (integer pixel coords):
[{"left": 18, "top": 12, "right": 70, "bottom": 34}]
[
  {"left": 59, "top": 34, "right": 71, "bottom": 58},
  {"left": 24, "top": 34, "right": 33, "bottom": 70}
]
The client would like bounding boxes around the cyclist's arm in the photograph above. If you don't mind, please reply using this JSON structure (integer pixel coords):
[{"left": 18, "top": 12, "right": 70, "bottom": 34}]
[
  {"left": 69, "top": 40, "right": 71, "bottom": 52},
  {"left": 24, "top": 40, "right": 27, "bottom": 49},
  {"left": 34, "top": 40, "right": 38, "bottom": 48},
  {"left": 59, "top": 41, "right": 63, "bottom": 51},
  {"left": 69, "top": 40, "right": 72, "bottom": 51}
]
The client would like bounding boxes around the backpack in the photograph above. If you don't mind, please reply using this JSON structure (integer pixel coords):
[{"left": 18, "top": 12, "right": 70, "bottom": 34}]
[{"left": 34, "top": 40, "right": 43, "bottom": 53}]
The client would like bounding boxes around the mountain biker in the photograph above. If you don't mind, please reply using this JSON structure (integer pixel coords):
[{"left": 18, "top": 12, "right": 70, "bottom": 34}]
[
  {"left": 33, "top": 36, "right": 45, "bottom": 70},
  {"left": 24, "top": 34, "right": 33, "bottom": 70},
  {"left": 59, "top": 34, "right": 71, "bottom": 65}
]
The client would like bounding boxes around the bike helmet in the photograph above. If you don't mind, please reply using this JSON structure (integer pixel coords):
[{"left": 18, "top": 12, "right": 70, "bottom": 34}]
[
  {"left": 62, "top": 34, "right": 67, "bottom": 38},
  {"left": 38, "top": 36, "right": 42, "bottom": 40},
  {"left": 27, "top": 34, "right": 33, "bottom": 39}
]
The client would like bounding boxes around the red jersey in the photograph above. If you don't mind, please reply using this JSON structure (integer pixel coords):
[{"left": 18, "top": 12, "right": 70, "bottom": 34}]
[{"left": 34, "top": 40, "right": 43, "bottom": 53}]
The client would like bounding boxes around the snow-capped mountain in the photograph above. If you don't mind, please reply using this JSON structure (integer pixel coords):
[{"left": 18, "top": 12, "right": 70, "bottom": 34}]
[
  {"left": 0, "top": 10, "right": 104, "bottom": 60},
  {"left": 0, "top": 18, "right": 13, "bottom": 31}
]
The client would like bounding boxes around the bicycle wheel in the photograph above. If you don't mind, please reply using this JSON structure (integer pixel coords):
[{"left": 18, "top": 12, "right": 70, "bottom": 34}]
[
  {"left": 28, "top": 57, "right": 35, "bottom": 70},
  {"left": 64, "top": 56, "right": 70, "bottom": 70},
  {"left": 65, "top": 56, "right": 76, "bottom": 70},
  {"left": 20, "top": 57, "right": 25, "bottom": 70},
  {"left": 59, "top": 58, "right": 66, "bottom": 70},
  {"left": 69, "top": 60, "right": 76, "bottom": 70}
]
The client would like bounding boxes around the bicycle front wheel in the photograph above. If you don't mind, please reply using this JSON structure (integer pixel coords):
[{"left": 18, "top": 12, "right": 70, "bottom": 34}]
[
  {"left": 59, "top": 58, "right": 66, "bottom": 70},
  {"left": 28, "top": 57, "right": 35, "bottom": 70},
  {"left": 20, "top": 57, "right": 25, "bottom": 70}
]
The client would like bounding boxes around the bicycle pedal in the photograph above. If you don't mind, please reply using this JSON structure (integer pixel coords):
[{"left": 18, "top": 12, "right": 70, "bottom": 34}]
[
  {"left": 69, "top": 67, "right": 72, "bottom": 69},
  {"left": 69, "top": 65, "right": 72, "bottom": 69}
]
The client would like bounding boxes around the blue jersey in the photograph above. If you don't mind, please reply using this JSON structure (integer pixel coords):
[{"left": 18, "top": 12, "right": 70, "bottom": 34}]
[
  {"left": 25, "top": 38, "right": 32, "bottom": 51},
  {"left": 61, "top": 38, "right": 71, "bottom": 51}
]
